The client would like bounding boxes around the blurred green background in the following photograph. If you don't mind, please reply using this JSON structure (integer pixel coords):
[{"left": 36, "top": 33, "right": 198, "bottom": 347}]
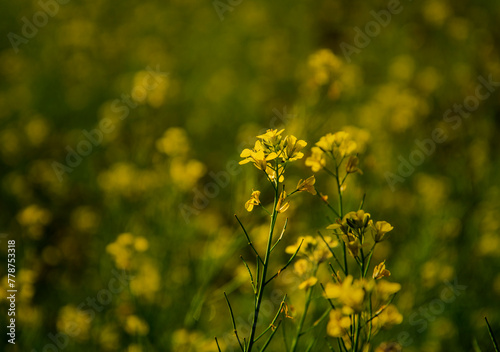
[{"left": 1, "top": 0, "right": 500, "bottom": 351}]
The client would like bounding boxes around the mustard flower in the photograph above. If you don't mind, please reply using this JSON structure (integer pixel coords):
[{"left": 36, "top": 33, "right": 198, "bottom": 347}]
[
  {"left": 326, "top": 309, "right": 352, "bottom": 337},
  {"left": 376, "top": 280, "right": 401, "bottom": 301},
  {"left": 240, "top": 144, "right": 278, "bottom": 171},
  {"left": 305, "top": 147, "right": 326, "bottom": 172},
  {"left": 275, "top": 191, "right": 289, "bottom": 213},
  {"left": 283, "top": 135, "right": 307, "bottom": 161},
  {"left": 256, "top": 129, "right": 285, "bottom": 146},
  {"left": 245, "top": 190, "right": 261, "bottom": 212},
  {"left": 372, "top": 221, "right": 394, "bottom": 242},
  {"left": 373, "top": 261, "right": 391, "bottom": 280},
  {"left": 299, "top": 277, "right": 318, "bottom": 290},
  {"left": 316, "top": 131, "right": 357, "bottom": 159},
  {"left": 296, "top": 175, "right": 317, "bottom": 195},
  {"left": 324, "top": 275, "right": 367, "bottom": 313},
  {"left": 346, "top": 155, "right": 362, "bottom": 174},
  {"left": 345, "top": 210, "right": 371, "bottom": 229}
]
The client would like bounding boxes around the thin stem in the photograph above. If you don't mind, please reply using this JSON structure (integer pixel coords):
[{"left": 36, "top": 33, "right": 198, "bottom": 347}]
[
  {"left": 290, "top": 266, "right": 318, "bottom": 352},
  {"left": 224, "top": 292, "right": 245, "bottom": 352},
  {"left": 247, "top": 172, "right": 280, "bottom": 352},
  {"left": 270, "top": 218, "right": 288, "bottom": 252},
  {"left": 241, "top": 255, "right": 255, "bottom": 293},
  {"left": 486, "top": 317, "right": 500, "bottom": 352},
  {"left": 265, "top": 239, "right": 303, "bottom": 285},
  {"left": 315, "top": 188, "right": 340, "bottom": 218},
  {"left": 260, "top": 320, "right": 282, "bottom": 352},
  {"left": 254, "top": 295, "right": 287, "bottom": 343},
  {"left": 353, "top": 313, "right": 361, "bottom": 352},
  {"left": 235, "top": 214, "right": 264, "bottom": 265},
  {"left": 215, "top": 337, "right": 222, "bottom": 352},
  {"left": 299, "top": 307, "right": 332, "bottom": 336},
  {"left": 318, "top": 230, "right": 346, "bottom": 276},
  {"left": 334, "top": 163, "right": 348, "bottom": 277}
]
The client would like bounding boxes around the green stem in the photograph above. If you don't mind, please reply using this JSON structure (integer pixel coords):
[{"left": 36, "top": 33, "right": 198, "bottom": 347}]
[
  {"left": 247, "top": 176, "right": 280, "bottom": 352},
  {"left": 290, "top": 266, "right": 318, "bottom": 352},
  {"left": 353, "top": 313, "right": 361, "bottom": 352},
  {"left": 334, "top": 163, "right": 348, "bottom": 277}
]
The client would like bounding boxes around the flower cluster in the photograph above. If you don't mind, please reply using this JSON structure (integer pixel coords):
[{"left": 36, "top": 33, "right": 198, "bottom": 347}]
[
  {"left": 306, "top": 131, "right": 358, "bottom": 172},
  {"left": 327, "top": 210, "right": 394, "bottom": 258},
  {"left": 240, "top": 129, "right": 307, "bottom": 182}
]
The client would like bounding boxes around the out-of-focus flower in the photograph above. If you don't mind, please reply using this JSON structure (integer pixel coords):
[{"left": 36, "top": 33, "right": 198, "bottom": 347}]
[
  {"left": 376, "top": 280, "right": 401, "bottom": 301},
  {"left": 156, "top": 127, "right": 190, "bottom": 157},
  {"left": 324, "top": 275, "right": 367, "bottom": 313},
  {"left": 305, "top": 147, "right": 326, "bottom": 172},
  {"left": 316, "top": 131, "right": 357, "bottom": 159},
  {"left": 299, "top": 277, "right": 318, "bottom": 290},
  {"left": 326, "top": 309, "right": 352, "bottom": 337},
  {"left": 57, "top": 305, "right": 90, "bottom": 341},
  {"left": 124, "top": 315, "right": 149, "bottom": 336},
  {"left": 245, "top": 190, "right": 261, "bottom": 212},
  {"left": 346, "top": 155, "right": 362, "bottom": 174},
  {"left": 286, "top": 235, "right": 337, "bottom": 263},
  {"left": 374, "top": 305, "right": 403, "bottom": 328},
  {"left": 293, "top": 259, "right": 310, "bottom": 275},
  {"left": 375, "top": 342, "right": 402, "bottom": 352}
]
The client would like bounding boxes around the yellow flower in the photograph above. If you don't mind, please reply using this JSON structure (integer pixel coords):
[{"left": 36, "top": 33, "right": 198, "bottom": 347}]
[
  {"left": 326, "top": 309, "right": 352, "bottom": 337},
  {"left": 372, "top": 221, "right": 394, "bottom": 242},
  {"left": 346, "top": 155, "right": 362, "bottom": 174},
  {"left": 296, "top": 176, "right": 316, "bottom": 195},
  {"left": 124, "top": 315, "right": 149, "bottom": 336},
  {"left": 284, "top": 135, "right": 307, "bottom": 161},
  {"left": 240, "top": 142, "right": 278, "bottom": 171},
  {"left": 299, "top": 277, "right": 318, "bottom": 290},
  {"left": 316, "top": 131, "right": 357, "bottom": 159},
  {"left": 376, "top": 280, "right": 401, "bottom": 301},
  {"left": 305, "top": 147, "right": 326, "bottom": 172},
  {"left": 245, "top": 190, "right": 261, "bottom": 212},
  {"left": 276, "top": 191, "right": 289, "bottom": 213},
  {"left": 257, "top": 129, "right": 285, "bottom": 145},
  {"left": 343, "top": 234, "right": 361, "bottom": 257},
  {"left": 375, "top": 304, "right": 403, "bottom": 328},
  {"left": 324, "top": 276, "right": 366, "bottom": 312},
  {"left": 293, "top": 259, "right": 310, "bottom": 275},
  {"left": 373, "top": 261, "right": 391, "bottom": 280},
  {"left": 265, "top": 164, "right": 285, "bottom": 183},
  {"left": 345, "top": 210, "right": 371, "bottom": 229},
  {"left": 286, "top": 236, "right": 315, "bottom": 255}
]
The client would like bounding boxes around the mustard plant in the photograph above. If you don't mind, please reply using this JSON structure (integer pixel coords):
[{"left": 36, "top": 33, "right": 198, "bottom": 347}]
[
  {"left": 217, "top": 129, "right": 403, "bottom": 352},
  {"left": 306, "top": 131, "right": 403, "bottom": 351}
]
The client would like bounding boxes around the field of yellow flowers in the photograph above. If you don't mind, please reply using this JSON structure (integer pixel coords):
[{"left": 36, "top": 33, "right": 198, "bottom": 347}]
[{"left": 1, "top": 0, "right": 500, "bottom": 351}]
